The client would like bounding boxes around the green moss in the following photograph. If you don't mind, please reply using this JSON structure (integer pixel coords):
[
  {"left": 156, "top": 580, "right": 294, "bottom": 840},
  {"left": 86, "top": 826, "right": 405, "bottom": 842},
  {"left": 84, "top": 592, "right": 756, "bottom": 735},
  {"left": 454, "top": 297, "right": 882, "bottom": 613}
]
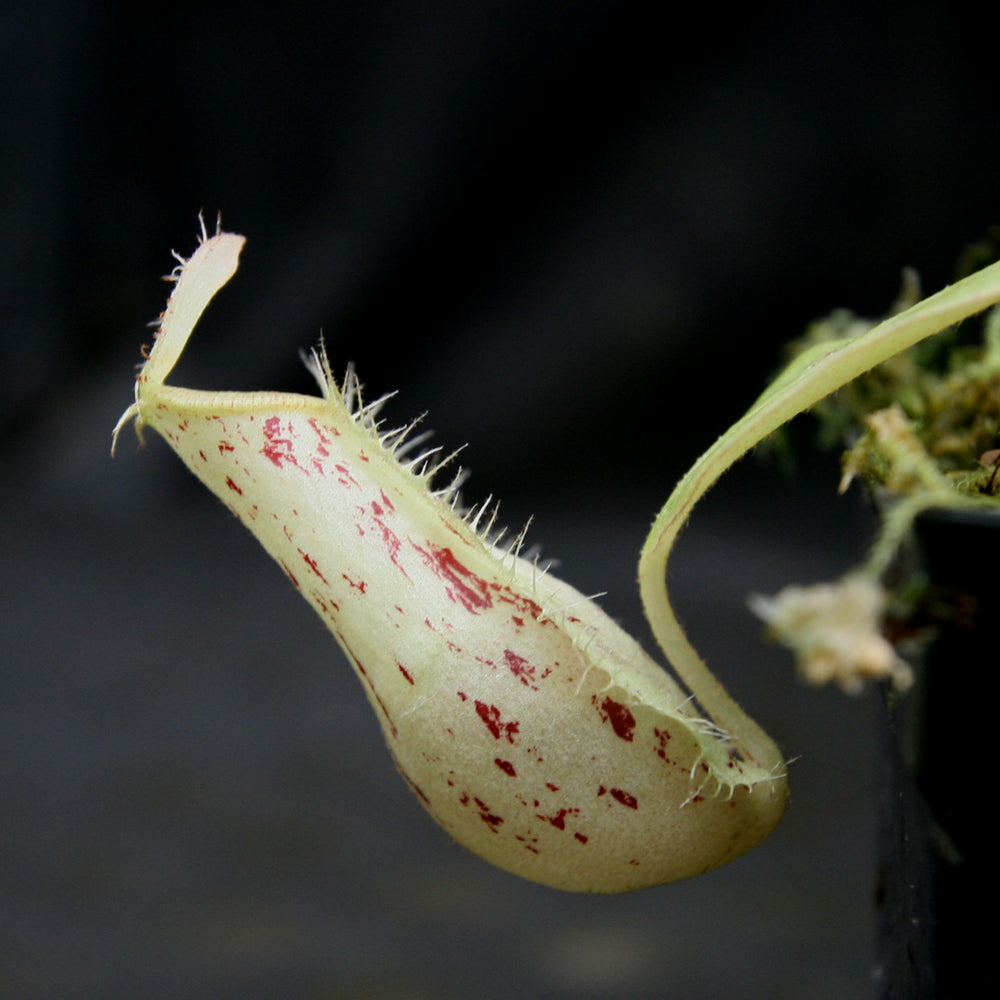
[{"left": 785, "top": 271, "right": 1000, "bottom": 504}]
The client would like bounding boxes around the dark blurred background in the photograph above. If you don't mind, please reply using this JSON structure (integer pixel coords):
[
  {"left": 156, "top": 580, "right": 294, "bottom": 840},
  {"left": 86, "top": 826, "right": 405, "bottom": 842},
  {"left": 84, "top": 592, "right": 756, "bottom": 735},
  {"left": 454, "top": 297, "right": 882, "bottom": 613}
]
[{"left": 1, "top": 2, "right": 994, "bottom": 997}]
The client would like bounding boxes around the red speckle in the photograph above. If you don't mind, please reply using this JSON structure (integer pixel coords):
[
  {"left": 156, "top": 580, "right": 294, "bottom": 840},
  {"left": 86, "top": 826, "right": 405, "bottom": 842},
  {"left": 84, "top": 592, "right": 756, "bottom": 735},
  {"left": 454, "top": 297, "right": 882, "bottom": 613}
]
[
  {"left": 504, "top": 649, "right": 541, "bottom": 690},
  {"left": 370, "top": 503, "right": 409, "bottom": 579},
  {"left": 279, "top": 561, "right": 300, "bottom": 588},
  {"left": 334, "top": 463, "right": 359, "bottom": 488},
  {"left": 307, "top": 417, "right": 338, "bottom": 444},
  {"left": 341, "top": 572, "right": 367, "bottom": 593},
  {"left": 609, "top": 788, "right": 638, "bottom": 809},
  {"left": 537, "top": 807, "right": 579, "bottom": 830},
  {"left": 218, "top": 440, "right": 235, "bottom": 454},
  {"left": 398, "top": 662, "right": 415, "bottom": 685},
  {"left": 225, "top": 476, "right": 243, "bottom": 495},
  {"left": 494, "top": 758, "right": 517, "bottom": 777},
  {"left": 492, "top": 585, "right": 546, "bottom": 622},
  {"left": 298, "top": 549, "right": 330, "bottom": 585},
  {"left": 473, "top": 797, "right": 503, "bottom": 830},
  {"left": 412, "top": 542, "right": 492, "bottom": 613},
  {"left": 654, "top": 727, "right": 673, "bottom": 761},
  {"left": 474, "top": 701, "right": 519, "bottom": 743},
  {"left": 545, "top": 782, "right": 560, "bottom": 792},
  {"left": 261, "top": 416, "right": 300, "bottom": 469},
  {"left": 574, "top": 832, "right": 589, "bottom": 844},
  {"left": 310, "top": 590, "right": 339, "bottom": 619},
  {"left": 594, "top": 696, "right": 636, "bottom": 741}
]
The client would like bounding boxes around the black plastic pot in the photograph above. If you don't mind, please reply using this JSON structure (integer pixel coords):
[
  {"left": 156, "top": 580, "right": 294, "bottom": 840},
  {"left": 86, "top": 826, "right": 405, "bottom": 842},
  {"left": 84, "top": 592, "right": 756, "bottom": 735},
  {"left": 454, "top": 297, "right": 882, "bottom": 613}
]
[{"left": 875, "top": 506, "right": 999, "bottom": 1000}]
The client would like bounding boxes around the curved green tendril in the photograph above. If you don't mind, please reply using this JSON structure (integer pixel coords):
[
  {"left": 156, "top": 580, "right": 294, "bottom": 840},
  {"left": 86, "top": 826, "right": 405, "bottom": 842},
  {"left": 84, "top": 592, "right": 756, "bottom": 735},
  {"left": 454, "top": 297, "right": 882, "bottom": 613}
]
[{"left": 640, "top": 257, "right": 1000, "bottom": 765}]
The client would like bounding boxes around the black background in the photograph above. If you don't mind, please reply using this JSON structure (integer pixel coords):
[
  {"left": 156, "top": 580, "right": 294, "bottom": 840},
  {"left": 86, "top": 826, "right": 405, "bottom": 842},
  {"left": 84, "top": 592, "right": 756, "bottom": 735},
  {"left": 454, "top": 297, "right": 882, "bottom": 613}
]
[{"left": 2, "top": 2, "right": 993, "bottom": 997}]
